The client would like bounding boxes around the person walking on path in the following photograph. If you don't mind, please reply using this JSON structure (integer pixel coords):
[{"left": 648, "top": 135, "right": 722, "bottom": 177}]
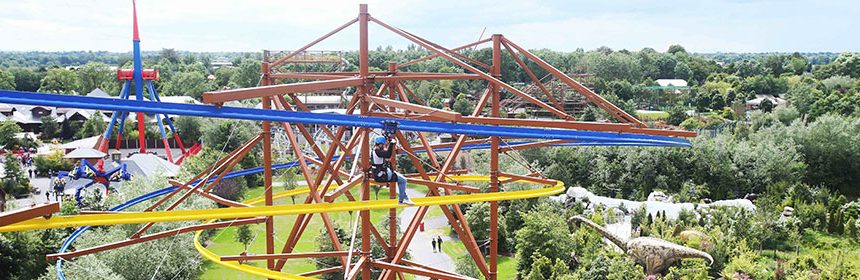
[
  {"left": 431, "top": 238, "right": 437, "bottom": 253},
  {"left": 437, "top": 236, "right": 443, "bottom": 252},
  {"left": 28, "top": 169, "right": 33, "bottom": 178}
]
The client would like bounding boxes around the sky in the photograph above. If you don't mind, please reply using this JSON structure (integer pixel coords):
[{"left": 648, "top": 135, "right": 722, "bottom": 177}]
[{"left": 0, "top": 0, "right": 857, "bottom": 53}]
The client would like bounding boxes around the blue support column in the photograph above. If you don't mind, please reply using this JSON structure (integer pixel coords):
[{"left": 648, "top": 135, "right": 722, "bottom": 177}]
[{"left": 101, "top": 81, "right": 131, "bottom": 151}]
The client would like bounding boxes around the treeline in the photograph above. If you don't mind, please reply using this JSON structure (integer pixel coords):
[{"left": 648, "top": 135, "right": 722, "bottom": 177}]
[{"left": 2, "top": 46, "right": 857, "bottom": 124}]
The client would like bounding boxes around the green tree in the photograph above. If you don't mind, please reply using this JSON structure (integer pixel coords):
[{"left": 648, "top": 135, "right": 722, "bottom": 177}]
[
  {"left": 172, "top": 116, "right": 203, "bottom": 146},
  {"left": 281, "top": 166, "right": 299, "bottom": 204},
  {"left": 231, "top": 59, "right": 261, "bottom": 88},
  {"left": 515, "top": 204, "right": 573, "bottom": 274},
  {"left": 38, "top": 67, "right": 79, "bottom": 94},
  {"left": 786, "top": 83, "right": 822, "bottom": 116},
  {"left": 39, "top": 116, "right": 60, "bottom": 140},
  {"left": 10, "top": 68, "right": 44, "bottom": 92},
  {"left": 0, "top": 68, "right": 15, "bottom": 90},
  {"left": 77, "top": 62, "right": 117, "bottom": 94},
  {"left": 452, "top": 93, "right": 473, "bottom": 116},
  {"left": 674, "top": 62, "right": 694, "bottom": 81},
  {"left": 667, "top": 106, "right": 688, "bottom": 126},
  {"left": 159, "top": 48, "right": 179, "bottom": 63},
  {"left": 235, "top": 225, "right": 253, "bottom": 252},
  {"left": 2, "top": 153, "right": 30, "bottom": 197},
  {"left": 0, "top": 229, "right": 66, "bottom": 280},
  {"left": 162, "top": 71, "right": 213, "bottom": 100},
  {"left": 786, "top": 55, "right": 808, "bottom": 75},
  {"left": 524, "top": 253, "right": 570, "bottom": 280},
  {"left": 667, "top": 44, "right": 688, "bottom": 55},
  {"left": 0, "top": 119, "right": 22, "bottom": 148},
  {"left": 75, "top": 111, "right": 107, "bottom": 139},
  {"left": 213, "top": 66, "right": 237, "bottom": 88}
]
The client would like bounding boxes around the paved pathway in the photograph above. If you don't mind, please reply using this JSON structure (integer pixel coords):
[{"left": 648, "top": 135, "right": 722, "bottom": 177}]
[{"left": 398, "top": 188, "right": 457, "bottom": 279}]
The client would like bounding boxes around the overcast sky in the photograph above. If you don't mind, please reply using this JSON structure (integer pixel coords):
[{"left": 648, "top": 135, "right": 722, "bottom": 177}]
[{"left": 0, "top": 0, "right": 857, "bottom": 53}]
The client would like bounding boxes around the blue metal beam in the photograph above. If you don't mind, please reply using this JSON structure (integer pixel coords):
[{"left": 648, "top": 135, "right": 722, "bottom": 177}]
[{"left": 0, "top": 90, "right": 690, "bottom": 146}]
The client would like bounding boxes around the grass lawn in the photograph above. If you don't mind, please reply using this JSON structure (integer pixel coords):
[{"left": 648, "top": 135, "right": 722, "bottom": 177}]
[
  {"left": 439, "top": 233, "right": 518, "bottom": 280},
  {"left": 635, "top": 110, "right": 670, "bottom": 121},
  {"left": 199, "top": 184, "right": 408, "bottom": 279}
]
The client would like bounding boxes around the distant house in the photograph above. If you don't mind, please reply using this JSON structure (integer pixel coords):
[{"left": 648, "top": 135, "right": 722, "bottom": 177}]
[
  {"left": 211, "top": 61, "right": 233, "bottom": 69},
  {"left": 656, "top": 79, "right": 688, "bottom": 87},
  {"left": 746, "top": 94, "right": 788, "bottom": 110},
  {"left": 0, "top": 103, "right": 14, "bottom": 117},
  {"left": 654, "top": 79, "right": 690, "bottom": 94}
]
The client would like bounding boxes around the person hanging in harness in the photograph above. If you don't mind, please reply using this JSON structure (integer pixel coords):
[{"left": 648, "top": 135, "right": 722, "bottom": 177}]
[{"left": 372, "top": 135, "right": 414, "bottom": 205}]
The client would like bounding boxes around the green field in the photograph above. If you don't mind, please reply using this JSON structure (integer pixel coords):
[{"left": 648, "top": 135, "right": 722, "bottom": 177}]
[
  {"left": 635, "top": 110, "right": 670, "bottom": 121},
  {"left": 200, "top": 184, "right": 445, "bottom": 279}
]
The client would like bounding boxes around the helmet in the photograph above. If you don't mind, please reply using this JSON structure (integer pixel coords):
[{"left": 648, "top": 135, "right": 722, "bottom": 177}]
[{"left": 374, "top": 136, "right": 387, "bottom": 145}]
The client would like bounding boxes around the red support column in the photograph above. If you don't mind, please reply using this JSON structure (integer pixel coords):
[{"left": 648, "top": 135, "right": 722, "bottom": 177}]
[
  {"left": 260, "top": 51, "right": 276, "bottom": 272},
  {"left": 358, "top": 4, "right": 372, "bottom": 280},
  {"left": 137, "top": 112, "right": 146, "bottom": 153},
  {"left": 387, "top": 62, "right": 398, "bottom": 263},
  {"left": 488, "top": 34, "right": 502, "bottom": 280}
]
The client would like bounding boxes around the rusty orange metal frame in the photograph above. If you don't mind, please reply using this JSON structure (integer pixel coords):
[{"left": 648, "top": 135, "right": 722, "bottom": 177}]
[
  {"left": 0, "top": 202, "right": 59, "bottom": 227},
  {"left": 37, "top": 4, "right": 696, "bottom": 279}
]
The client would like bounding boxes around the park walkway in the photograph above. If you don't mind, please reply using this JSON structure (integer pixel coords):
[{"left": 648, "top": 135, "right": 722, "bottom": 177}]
[{"left": 399, "top": 188, "right": 457, "bottom": 279}]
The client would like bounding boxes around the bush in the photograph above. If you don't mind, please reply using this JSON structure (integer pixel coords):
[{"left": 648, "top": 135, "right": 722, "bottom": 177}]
[
  {"left": 34, "top": 148, "right": 73, "bottom": 176},
  {"left": 515, "top": 204, "right": 573, "bottom": 276},
  {"left": 454, "top": 254, "right": 481, "bottom": 278},
  {"left": 680, "top": 117, "right": 704, "bottom": 130},
  {"left": 720, "top": 246, "right": 771, "bottom": 280}
]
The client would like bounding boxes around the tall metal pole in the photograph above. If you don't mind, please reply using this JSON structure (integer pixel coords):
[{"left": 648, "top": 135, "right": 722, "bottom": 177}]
[
  {"left": 132, "top": 0, "right": 146, "bottom": 153},
  {"left": 387, "top": 62, "right": 398, "bottom": 264},
  {"left": 488, "top": 34, "right": 502, "bottom": 280},
  {"left": 358, "top": 4, "right": 372, "bottom": 280},
  {"left": 261, "top": 50, "right": 275, "bottom": 272}
]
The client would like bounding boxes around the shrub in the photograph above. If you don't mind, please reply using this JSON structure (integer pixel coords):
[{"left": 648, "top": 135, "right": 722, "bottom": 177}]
[{"left": 34, "top": 148, "right": 73, "bottom": 176}]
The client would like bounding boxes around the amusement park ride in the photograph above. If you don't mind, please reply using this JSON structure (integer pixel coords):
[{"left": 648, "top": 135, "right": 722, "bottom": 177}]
[
  {"left": 96, "top": 0, "right": 190, "bottom": 164},
  {"left": 0, "top": 2, "right": 695, "bottom": 280}
]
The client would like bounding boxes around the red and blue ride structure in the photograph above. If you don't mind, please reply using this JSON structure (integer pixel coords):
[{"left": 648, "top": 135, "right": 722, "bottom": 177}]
[{"left": 97, "top": 0, "right": 190, "bottom": 164}]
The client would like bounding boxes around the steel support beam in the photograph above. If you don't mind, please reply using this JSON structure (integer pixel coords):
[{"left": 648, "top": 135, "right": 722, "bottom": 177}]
[
  {"left": 0, "top": 202, "right": 59, "bottom": 227},
  {"left": 202, "top": 77, "right": 362, "bottom": 104}
]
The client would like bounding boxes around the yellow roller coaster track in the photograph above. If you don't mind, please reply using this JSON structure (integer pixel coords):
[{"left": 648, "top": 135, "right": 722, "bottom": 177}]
[
  {"left": 0, "top": 175, "right": 562, "bottom": 232},
  {"left": 0, "top": 175, "right": 561, "bottom": 279},
  {"left": 191, "top": 175, "right": 562, "bottom": 279}
]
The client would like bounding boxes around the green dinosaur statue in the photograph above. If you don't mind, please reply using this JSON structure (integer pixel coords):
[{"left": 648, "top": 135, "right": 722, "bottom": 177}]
[{"left": 570, "top": 215, "right": 713, "bottom": 275}]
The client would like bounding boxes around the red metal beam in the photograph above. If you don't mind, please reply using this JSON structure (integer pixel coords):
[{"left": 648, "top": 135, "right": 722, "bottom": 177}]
[
  {"left": 502, "top": 37, "right": 646, "bottom": 126},
  {"left": 366, "top": 95, "right": 461, "bottom": 121},
  {"left": 270, "top": 17, "right": 359, "bottom": 68},
  {"left": 501, "top": 39, "right": 564, "bottom": 110},
  {"left": 47, "top": 218, "right": 265, "bottom": 261},
  {"left": 0, "top": 202, "right": 59, "bottom": 227},
  {"left": 374, "top": 74, "right": 482, "bottom": 81},
  {"left": 202, "top": 77, "right": 363, "bottom": 104},
  {"left": 397, "top": 37, "right": 492, "bottom": 68},
  {"left": 270, "top": 73, "right": 355, "bottom": 80},
  {"left": 299, "top": 266, "right": 343, "bottom": 277},
  {"left": 221, "top": 251, "right": 354, "bottom": 261},
  {"left": 370, "top": 17, "right": 571, "bottom": 120},
  {"left": 372, "top": 261, "right": 469, "bottom": 280}
]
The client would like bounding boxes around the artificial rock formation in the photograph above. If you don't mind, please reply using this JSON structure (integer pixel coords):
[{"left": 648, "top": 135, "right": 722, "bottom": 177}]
[{"left": 570, "top": 215, "right": 714, "bottom": 275}]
